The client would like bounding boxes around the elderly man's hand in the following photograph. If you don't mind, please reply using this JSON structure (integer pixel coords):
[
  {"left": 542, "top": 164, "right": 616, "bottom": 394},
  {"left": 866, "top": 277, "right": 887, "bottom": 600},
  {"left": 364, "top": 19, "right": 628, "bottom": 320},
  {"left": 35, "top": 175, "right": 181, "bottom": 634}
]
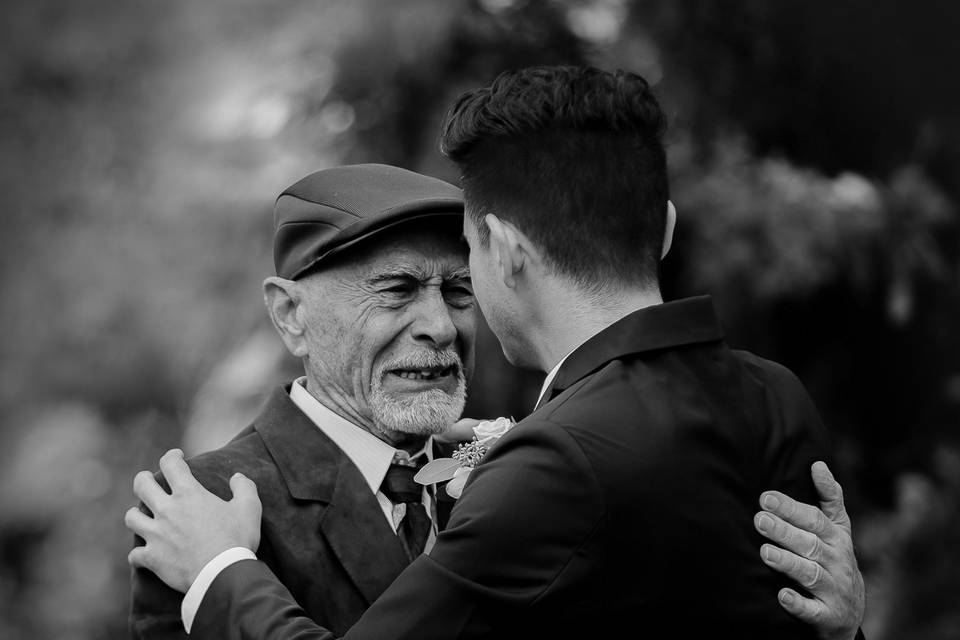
[
  {"left": 755, "top": 461, "right": 865, "bottom": 640},
  {"left": 124, "top": 449, "right": 262, "bottom": 593}
]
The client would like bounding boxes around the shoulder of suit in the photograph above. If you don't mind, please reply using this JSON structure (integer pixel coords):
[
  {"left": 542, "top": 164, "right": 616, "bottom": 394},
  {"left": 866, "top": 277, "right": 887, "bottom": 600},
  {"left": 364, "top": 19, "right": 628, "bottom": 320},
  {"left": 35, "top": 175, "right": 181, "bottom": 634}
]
[
  {"left": 530, "top": 359, "right": 639, "bottom": 424},
  {"left": 731, "top": 349, "right": 809, "bottom": 393},
  {"left": 472, "top": 416, "right": 607, "bottom": 516},
  {"left": 490, "top": 414, "right": 595, "bottom": 465},
  {"left": 168, "top": 427, "right": 279, "bottom": 499}
]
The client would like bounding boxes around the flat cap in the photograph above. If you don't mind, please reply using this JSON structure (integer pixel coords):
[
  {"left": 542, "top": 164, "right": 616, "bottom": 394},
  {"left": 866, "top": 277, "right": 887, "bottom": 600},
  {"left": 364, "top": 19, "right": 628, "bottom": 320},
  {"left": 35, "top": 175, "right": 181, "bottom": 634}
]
[{"left": 274, "top": 164, "right": 464, "bottom": 279}]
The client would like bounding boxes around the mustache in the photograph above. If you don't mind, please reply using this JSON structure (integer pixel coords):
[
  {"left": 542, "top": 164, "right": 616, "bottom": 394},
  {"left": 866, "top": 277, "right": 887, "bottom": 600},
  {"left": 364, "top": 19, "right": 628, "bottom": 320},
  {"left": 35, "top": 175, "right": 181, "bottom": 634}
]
[{"left": 377, "top": 350, "right": 464, "bottom": 377}]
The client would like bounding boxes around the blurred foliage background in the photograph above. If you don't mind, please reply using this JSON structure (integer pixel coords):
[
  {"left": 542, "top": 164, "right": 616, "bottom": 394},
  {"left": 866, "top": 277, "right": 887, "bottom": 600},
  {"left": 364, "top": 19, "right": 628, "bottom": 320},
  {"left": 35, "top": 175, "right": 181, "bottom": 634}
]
[{"left": 0, "top": 0, "right": 957, "bottom": 638}]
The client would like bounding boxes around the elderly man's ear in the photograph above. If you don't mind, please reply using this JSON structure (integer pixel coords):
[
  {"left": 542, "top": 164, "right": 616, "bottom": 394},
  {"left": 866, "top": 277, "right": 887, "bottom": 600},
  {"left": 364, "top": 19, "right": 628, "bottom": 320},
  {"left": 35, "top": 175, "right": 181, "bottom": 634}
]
[{"left": 263, "top": 277, "right": 309, "bottom": 357}]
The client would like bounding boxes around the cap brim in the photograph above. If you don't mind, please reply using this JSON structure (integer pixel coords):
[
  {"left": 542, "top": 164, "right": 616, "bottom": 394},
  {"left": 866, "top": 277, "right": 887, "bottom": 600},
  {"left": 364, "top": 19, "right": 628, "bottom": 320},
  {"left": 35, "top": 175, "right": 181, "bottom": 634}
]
[{"left": 289, "top": 207, "right": 463, "bottom": 280}]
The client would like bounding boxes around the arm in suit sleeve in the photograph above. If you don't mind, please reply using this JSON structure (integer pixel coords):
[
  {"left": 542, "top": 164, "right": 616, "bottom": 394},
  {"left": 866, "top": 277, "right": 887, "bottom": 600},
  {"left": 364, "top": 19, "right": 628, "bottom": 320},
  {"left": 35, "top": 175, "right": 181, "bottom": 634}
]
[
  {"left": 746, "top": 356, "right": 835, "bottom": 501},
  {"left": 130, "top": 536, "right": 190, "bottom": 640},
  {"left": 191, "top": 420, "right": 606, "bottom": 640},
  {"left": 749, "top": 357, "right": 869, "bottom": 640}
]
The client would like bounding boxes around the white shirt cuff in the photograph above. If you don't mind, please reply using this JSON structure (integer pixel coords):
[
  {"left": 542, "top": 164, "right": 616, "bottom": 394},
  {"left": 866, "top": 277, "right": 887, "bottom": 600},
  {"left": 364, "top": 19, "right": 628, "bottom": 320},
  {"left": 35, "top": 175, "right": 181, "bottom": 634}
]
[{"left": 181, "top": 547, "right": 257, "bottom": 633}]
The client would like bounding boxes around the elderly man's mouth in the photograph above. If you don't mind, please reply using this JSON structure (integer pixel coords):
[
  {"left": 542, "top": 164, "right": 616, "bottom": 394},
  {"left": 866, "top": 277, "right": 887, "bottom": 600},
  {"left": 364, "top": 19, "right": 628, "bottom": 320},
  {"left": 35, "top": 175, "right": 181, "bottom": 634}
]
[{"left": 387, "top": 365, "right": 457, "bottom": 381}]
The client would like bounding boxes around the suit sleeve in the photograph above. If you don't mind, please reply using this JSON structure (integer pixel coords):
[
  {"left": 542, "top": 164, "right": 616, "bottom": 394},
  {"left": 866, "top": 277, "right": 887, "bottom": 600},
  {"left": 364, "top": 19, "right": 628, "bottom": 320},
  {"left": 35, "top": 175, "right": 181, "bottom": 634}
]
[
  {"left": 754, "top": 358, "right": 834, "bottom": 503},
  {"left": 130, "top": 539, "right": 190, "bottom": 640},
  {"left": 191, "top": 421, "right": 606, "bottom": 640},
  {"left": 764, "top": 368, "right": 869, "bottom": 640}
]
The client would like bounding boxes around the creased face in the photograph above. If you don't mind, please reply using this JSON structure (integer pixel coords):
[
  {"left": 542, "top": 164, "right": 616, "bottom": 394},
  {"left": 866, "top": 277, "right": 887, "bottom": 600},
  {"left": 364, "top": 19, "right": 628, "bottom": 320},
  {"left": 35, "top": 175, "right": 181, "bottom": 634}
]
[{"left": 298, "top": 222, "right": 477, "bottom": 444}]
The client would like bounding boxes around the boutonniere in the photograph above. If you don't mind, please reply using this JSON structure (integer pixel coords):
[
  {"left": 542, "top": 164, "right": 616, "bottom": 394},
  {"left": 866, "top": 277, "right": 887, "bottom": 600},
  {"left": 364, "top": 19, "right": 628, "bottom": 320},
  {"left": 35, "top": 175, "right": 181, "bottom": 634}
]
[{"left": 414, "top": 417, "right": 517, "bottom": 498}]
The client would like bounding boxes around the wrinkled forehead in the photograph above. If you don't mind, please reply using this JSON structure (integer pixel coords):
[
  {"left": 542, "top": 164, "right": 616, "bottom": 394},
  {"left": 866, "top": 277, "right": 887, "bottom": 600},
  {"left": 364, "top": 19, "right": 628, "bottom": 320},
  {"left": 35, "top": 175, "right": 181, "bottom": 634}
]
[{"left": 340, "top": 221, "right": 469, "bottom": 279}]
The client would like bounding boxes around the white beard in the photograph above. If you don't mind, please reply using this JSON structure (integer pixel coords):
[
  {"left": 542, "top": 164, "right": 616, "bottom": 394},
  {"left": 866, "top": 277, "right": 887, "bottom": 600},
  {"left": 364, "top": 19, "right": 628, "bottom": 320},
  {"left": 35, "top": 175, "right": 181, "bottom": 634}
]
[
  {"left": 370, "top": 382, "right": 467, "bottom": 436},
  {"left": 369, "top": 350, "right": 467, "bottom": 435}
]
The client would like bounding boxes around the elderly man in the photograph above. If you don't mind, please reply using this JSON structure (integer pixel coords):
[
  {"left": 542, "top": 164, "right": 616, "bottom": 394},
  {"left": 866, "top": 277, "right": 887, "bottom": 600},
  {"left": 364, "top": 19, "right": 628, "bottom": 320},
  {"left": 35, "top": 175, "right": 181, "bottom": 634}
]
[
  {"left": 129, "top": 155, "right": 864, "bottom": 638},
  {"left": 130, "top": 164, "right": 472, "bottom": 637}
]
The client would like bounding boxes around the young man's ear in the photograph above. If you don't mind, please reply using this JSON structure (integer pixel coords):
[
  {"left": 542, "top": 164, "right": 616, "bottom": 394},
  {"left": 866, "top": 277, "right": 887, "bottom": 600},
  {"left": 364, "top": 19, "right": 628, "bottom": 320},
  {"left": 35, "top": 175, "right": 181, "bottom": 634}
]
[
  {"left": 263, "top": 277, "right": 308, "bottom": 357},
  {"left": 485, "top": 214, "right": 535, "bottom": 288},
  {"left": 661, "top": 200, "right": 677, "bottom": 259}
]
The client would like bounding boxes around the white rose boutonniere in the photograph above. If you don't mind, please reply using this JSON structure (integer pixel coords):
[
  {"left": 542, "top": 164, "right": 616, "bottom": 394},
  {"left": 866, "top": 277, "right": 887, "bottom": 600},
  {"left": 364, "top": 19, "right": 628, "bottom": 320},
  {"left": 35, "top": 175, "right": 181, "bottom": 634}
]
[
  {"left": 471, "top": 416, "right": 514, "bottom": 446},
  {"left": 414, "top": 417, "right": 517, "bottom": 499}
]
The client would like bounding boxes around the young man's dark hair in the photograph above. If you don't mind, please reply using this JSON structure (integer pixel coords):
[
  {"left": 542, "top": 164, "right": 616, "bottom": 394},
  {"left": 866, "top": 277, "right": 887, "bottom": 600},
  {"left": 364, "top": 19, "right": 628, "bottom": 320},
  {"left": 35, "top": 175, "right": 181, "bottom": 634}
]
[{"left": 440, "top": 65, "right": 669, "bottom": 290}]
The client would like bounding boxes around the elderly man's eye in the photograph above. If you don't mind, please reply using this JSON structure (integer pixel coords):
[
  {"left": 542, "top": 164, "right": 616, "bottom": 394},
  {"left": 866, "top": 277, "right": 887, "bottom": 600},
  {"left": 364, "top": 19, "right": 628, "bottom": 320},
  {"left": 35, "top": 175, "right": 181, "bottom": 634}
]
[
  {"left": 382, "top": 284, "right": 414, "bottom": 295},
  {"left": 443, "top": 285, "right": 475, "bottom": 306}
]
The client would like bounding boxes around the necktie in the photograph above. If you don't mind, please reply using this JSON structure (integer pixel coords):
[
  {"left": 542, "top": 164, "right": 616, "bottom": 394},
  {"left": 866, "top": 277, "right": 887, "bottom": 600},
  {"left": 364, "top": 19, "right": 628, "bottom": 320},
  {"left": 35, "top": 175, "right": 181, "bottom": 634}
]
[{"left": 380, "top": 462, "right": 432, "bottom": 561}]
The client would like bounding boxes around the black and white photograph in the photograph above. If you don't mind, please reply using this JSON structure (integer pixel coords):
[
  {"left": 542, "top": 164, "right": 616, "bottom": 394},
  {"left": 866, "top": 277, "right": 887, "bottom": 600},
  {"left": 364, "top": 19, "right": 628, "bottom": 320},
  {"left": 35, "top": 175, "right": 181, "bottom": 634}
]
[{"left": 1, "top": 1, "right": 958, "bottom": 638}]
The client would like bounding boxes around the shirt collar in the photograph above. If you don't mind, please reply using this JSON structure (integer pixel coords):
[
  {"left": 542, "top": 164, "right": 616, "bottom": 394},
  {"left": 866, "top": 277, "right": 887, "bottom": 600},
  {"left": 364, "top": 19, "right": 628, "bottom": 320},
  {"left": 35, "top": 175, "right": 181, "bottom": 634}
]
[
  {"left": 535, "top": 347, "right": 578, "bottom": 410},
  {"left": 535, "top": 296, "right": 725, "bottom": 409},
  {"left": 288, "top": 377, "right": 432, "bottom": 495},
  {"left": 549, "top": 296, "right": 724, "bottom": 398}
]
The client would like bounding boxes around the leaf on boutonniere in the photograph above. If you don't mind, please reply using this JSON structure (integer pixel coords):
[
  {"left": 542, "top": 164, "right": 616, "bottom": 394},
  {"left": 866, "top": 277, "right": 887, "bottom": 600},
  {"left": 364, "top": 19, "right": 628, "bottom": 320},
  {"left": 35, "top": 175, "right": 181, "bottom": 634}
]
[{"left": 414, "top": 457, "right": 461, "bottom": 485}]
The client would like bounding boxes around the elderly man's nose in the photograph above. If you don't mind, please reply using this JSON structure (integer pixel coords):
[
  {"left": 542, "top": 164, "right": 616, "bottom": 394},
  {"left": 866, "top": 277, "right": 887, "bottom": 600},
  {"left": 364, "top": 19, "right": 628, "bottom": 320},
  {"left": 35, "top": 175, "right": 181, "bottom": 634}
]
[{"left": 411, "top": 295, "right": 458, "bottom": 346}]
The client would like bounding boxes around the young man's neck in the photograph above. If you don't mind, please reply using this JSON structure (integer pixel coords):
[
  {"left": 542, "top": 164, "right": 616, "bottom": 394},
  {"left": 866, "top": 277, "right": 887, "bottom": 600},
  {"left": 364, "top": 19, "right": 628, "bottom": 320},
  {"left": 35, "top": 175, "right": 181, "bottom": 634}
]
[{"left": 529, "top": 281, "right": 663, "bottom": 373}]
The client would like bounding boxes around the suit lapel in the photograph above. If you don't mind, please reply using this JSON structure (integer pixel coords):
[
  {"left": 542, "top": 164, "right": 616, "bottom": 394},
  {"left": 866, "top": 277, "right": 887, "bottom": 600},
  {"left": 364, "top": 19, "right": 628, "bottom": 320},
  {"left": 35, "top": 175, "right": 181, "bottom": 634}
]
[
  {"left": 431, "top": 440, "right": 457, "bottom": 530},
  {"left": 254, "top": 386, "right": 410, "bottom": 604},
  {"left": 434, "top": 490, "right": 455, "bottom": 531},
  {"left": 319, "top": 455, "right": 410, "bottom": 603}
]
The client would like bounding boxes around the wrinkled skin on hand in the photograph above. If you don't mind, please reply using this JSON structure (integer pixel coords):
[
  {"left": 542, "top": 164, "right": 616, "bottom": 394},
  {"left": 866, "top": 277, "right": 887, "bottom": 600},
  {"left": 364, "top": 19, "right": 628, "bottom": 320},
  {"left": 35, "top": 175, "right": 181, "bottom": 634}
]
[
  {"left": 755, "top": 461, "right": 866, "bottom": 640},
  {"left": 125, "top": 449, "right": 262, "bottom": 593}
]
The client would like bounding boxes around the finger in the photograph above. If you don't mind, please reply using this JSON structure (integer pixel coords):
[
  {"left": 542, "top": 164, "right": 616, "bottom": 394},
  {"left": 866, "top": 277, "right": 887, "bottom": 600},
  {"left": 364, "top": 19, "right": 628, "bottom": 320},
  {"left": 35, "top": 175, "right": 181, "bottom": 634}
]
[
  {"left": 776, "top": 587, "right": 832, "bottom": 627},
  {"left": 754, "top": 511, "right": 824, "bottom": 562},
  {"left": 229, "top": 473, "right": 262, "bottom": 515},
  {"left": 158, "top": 449, "right": 198, "bottom": 495},
  {"left": 760, "top": 544, "right": 831, "bottom": 592},
  {"left": 759, "top": 490, "right": 837, "bottom": 544},
  {"left": 811, "top": 461, "right": 852, "bottom": 532},
  {"left": 436, "top": 418, "right": 482, "bottom": 443},
  {"left": 124, "top": 506, "right": 156, "bottom": 538},
  {"left": 133, "top": 470, "right": 169, "bottom": 512},
  {"left": 128, "top": 545, "right": 151, "bottom": 569}
]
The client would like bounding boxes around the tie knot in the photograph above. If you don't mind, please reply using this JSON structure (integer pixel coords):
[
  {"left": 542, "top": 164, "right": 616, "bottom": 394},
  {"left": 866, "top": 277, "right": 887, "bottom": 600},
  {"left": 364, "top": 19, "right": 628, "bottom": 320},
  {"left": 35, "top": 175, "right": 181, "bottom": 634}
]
[{"left": 380, "top": 463, "right": 422, "bottom": 505}]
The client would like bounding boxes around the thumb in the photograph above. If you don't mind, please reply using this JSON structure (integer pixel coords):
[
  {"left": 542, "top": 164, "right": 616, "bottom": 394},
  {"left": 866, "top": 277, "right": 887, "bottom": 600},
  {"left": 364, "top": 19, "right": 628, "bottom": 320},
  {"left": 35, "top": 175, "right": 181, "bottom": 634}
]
[
  {"left": 811, "top": 461, "right": 851, "bottom": 532},
  {"left": 229, "top": 473, "right": 262, "bottom": 515}
]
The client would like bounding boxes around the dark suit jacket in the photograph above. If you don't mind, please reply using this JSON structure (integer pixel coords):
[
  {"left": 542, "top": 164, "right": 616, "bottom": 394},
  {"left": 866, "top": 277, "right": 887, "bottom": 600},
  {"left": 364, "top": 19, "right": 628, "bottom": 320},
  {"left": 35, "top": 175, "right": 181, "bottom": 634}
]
[
  {"left": 191, "top": 296, "right": 834, "bottom": 639},
  {"left": 129, "top": 385, "right": 455, "bottom": 638}
]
